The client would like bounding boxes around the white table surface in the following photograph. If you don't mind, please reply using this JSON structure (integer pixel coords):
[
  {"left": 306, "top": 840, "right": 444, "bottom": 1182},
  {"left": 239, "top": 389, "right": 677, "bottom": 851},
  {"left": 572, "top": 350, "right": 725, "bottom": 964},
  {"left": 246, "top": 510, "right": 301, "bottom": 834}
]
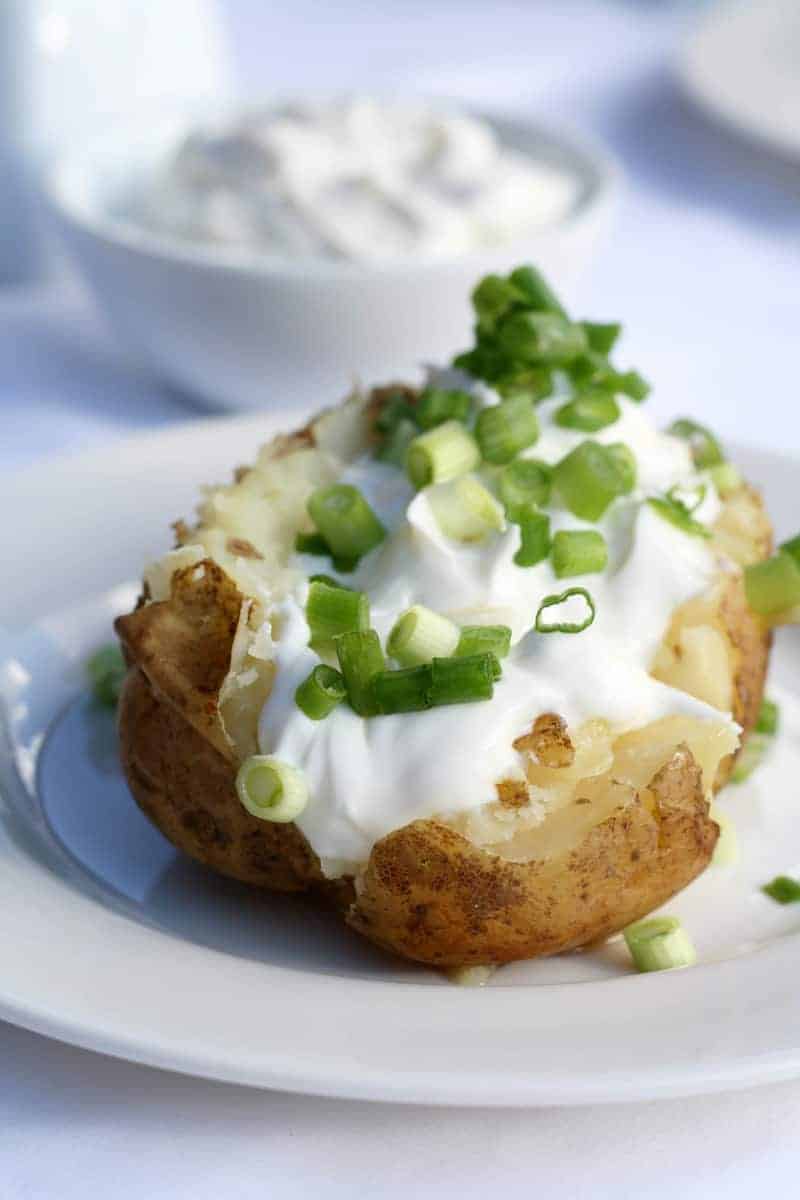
[{"left": 3, "top": 1, "right": 800, "bottom": 1195}]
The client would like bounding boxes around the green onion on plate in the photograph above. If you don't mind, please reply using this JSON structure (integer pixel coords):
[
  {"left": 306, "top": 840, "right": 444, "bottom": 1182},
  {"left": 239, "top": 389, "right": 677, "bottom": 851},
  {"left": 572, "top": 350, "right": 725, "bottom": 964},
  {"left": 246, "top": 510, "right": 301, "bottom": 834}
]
[
  {"left": 387, "top": 605, "right": 460, "bottom": 667},
  {"left": 235, "top": 756, "right": 308, "bottom": 823},
  {"left": 551, "top": 529, "right": 608, "bottom": 578},
  {"left": 623, "top": 916, "right": 697, "bottom": 973},
  {"left": 295, "top": 664, "right": 348, "bottom": 720}
]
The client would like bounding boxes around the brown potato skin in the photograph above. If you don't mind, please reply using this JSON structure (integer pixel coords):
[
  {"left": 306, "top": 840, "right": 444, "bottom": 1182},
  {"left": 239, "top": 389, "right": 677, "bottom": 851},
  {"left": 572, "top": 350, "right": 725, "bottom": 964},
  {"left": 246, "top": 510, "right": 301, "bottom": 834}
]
[
  {"left": 348, "top": 748, "right": 714, "bottom": 966},
  {"left": 716, "top": 575, "right": 771, "bottom": 786}
]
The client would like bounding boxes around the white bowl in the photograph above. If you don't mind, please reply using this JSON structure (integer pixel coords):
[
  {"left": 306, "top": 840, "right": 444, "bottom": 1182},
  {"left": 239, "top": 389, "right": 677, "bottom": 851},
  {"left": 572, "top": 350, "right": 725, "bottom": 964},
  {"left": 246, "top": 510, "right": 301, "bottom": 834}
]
[{"left": 45, "top": 109, "right": 618, "bottom": 412}]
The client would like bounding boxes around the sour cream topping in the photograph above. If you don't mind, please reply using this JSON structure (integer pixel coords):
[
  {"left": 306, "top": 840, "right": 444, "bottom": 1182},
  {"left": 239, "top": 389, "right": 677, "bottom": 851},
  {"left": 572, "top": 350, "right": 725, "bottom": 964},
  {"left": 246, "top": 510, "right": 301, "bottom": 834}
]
[
  {"left": 132, "top": 96, "right": 579, "bottom": 262},
  {"left": 257, "top": 387, "right": 732, "bottom": 874}
]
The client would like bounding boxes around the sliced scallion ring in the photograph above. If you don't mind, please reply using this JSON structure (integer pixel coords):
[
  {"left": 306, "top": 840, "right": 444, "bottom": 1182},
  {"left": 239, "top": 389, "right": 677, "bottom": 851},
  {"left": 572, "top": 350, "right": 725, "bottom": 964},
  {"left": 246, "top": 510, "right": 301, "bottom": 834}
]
[
  {"left": 387, "top": 605, "right": 460, "bottom": 667},
  {"left": 497, "top": 458, "right": 553, "bottom": 518},
  {"left": 623, "top": 917, "right": 696, "bottom": 973},
  {"left": 454, "top": 624, "right": 512, "bottom": 662},
  {"left": 427, "top": 475, "right": 506, "bottom": 543},
  {"left": 416, "top": 387, "right": 473, "bottom": 430},
  {"left": 406, "top": 420, "right": 480, "bottom": 489},
  {"left": 307, "top": 484, "right": 386, "bottom": 563},
  {"left": 235, "top": 756, "right": 308, "bottom": 824},
  {"left": 744, "top": 552, "right": 800, "bottom": 617},
  {"left": 555, "top": 389, "right": 620, "bottom": 433},
  {"left": 534, "top": 587, "right": 596, "bottom": 634},
  {"left": 513, "top": 505, "right": 551, "bottom": 568},
  {"left": 551, "top": 529, "right": 608, "bottom": 578},
  {"left": 668, "top": 418, "right": 724, "bottom": 469},
  {"left": 370, "top": 665, "right": 433, "bottom": 714},
  {"left": 475, "top": 395, "right": 540, "bottom": 464},
  {"left": 762, "top": 875, "right": 800, "bottom": 904},
  {"left": 295, "top": 665, "right": 347, "bottom": 720},
  {"left": 335, "top": 629, "right": 386, "bottom": 717},
  {"left": 647, "top": 496, "right": 711, "bottom": 539}
]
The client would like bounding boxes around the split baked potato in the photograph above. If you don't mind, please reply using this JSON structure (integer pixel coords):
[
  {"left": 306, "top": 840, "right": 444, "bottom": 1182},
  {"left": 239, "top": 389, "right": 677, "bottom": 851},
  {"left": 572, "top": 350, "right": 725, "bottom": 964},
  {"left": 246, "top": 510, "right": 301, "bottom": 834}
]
[{"left": 115, "top": 380, "right": 772, "bottom": 968}]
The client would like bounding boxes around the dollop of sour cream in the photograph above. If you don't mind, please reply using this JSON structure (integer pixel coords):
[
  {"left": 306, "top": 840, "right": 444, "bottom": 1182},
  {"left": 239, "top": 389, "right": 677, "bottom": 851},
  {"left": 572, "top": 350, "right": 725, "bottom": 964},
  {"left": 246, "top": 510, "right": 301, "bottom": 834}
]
[
  {"left": 132, "top": 96, "right": 579, "bottom": 262},
  {"left": 257, "top": 380, "right": 735, "bottom": 875}
]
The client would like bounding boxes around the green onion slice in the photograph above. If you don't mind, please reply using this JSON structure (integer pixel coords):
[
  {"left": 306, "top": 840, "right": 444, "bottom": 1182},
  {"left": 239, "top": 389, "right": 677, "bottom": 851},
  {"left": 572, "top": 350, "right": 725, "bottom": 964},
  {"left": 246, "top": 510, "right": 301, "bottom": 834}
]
[
  {"left": 667, "top": 482, "right": 707, "bottom": 515},
  {"left": 731, "top": 732, "right": 771, "bottom": 784},
  {"left": 744, "top": 552, "right": 800, "bottom": 617},
  {"left": 370, "top": 666, "right": 433, "bottom": 714},
  {"left": 295, "top": 531, "right": 330, "bottom": 557},
  {"left": 780, "top": 533, "right": 800, "bottom": 568},
  {"left": 374, "top": 393, "right": 418, "bottom": 436},
  {"left": 406, "top": 420, "right": 480, "bottom": 489},
  {"left": 514, "top": 506, "right": 551, "bottom": 568},
  {"left": 762, "top": 875, "right": 800, "bottom": 905},
  {"left": 555, "top": 389, "right": 621, "bottom": 433},
  {"left": 709, "top": 462, "right": 742, "bottom": 497},
  {"left": 755, "top": 697, "right": 779, "bottom": 735},
  {"left": 87, "top": 644, "right": 127, "bottom": 708},
  {"left": 306, "top": 579, "right": 369, "bottom": 645},
  {"left": 553, "top": 440, "right": 629, "bottom": 522},
  {"left": 416, "top": 387, "right": 473, "bottom": 430},
  {"left": 295, "top": 665, "right": 347, "bottom": 720},
  {"left": 551, "top": 529, "right": 608, "bottom": 578},
  {"left": 534, "top": 587, "right": 596, "bottom": 634},
  {"left": 377, "top": 417, "right": 418, "bottom": 468},
  {"left": 428, "top": 653, "right": 497, "bottom": 706},
  {"left": 427, "top": 475, "right": 506, "bottom": 543},
  {"left": 472, "top": 274, "right": 527, "bottom": 334},
  {"left": 647, "top": 496, "right": 711, "bottom": 539},
  {"left": 496, "top": 310, "right": 587, "bottom": 368},
  {"left": 668, "top": 418, "right": 724, "bottom": 469},
  {"left": 236, "top": 756, "right": 308, "bottom": 823},
  {"left": 475, "top": 395, "right": 540, "bottom": 465},
  {"left": 623, "top": 917, "right": 697, "bottom": 973},
  {"left": 455, "top": 625, "right": 512, "bottom": 662},
  {"left": 387, "top": 606, "right": 460, "bottom": 667},
  {"left": 580, "top": 321, "right": 621, "bottom": 356},
  {"left": 497, "top": 458, "right": 553, "bottom": 518},
  {"left": 606, "top": 443, "right": 637, "bottom": 494},
  {"left": 508, "top": 264, "right": 567, "bottom": 316},
  {"left": 307, "top": 484, "right": 386, "bottom": 564},
  {"left": 335, "top": 630, "right": 386, "bottom": 717}
]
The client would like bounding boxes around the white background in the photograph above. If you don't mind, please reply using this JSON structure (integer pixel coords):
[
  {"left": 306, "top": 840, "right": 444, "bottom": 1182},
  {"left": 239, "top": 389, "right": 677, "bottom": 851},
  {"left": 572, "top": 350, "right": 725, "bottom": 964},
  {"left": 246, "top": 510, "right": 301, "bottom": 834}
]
[{"left": 2, "top": 1, "right": 800, "bottom": 1195}]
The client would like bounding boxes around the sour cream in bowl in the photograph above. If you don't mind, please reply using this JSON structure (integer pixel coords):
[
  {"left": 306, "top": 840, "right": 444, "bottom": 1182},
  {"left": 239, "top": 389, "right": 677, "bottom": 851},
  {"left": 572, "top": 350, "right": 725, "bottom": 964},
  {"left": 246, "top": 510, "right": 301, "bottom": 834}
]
[{"left": 46, "top": 95, "right": 617, "bottom": 412}]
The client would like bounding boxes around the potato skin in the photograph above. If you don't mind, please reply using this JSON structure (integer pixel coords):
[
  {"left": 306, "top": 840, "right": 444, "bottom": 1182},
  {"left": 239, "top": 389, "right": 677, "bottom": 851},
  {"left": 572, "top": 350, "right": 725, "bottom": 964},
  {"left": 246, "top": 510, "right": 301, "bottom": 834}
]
[
  {"left": 118, "top": 668, "right": 323, "bottom": 892},
  {"left": 347, "top": 748, "right": 715, "bottom": 967}
]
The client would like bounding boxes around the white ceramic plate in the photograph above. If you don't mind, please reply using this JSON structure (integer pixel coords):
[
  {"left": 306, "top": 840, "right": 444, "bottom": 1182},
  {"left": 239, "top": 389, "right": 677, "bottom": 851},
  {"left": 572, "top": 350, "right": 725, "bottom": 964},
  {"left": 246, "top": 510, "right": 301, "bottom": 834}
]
[
  {"left": 1, "top": 415, "right": 799, "bottom": 1106},
  {"left": 678, "top": 0, "right": 800, "bottom": 159}
]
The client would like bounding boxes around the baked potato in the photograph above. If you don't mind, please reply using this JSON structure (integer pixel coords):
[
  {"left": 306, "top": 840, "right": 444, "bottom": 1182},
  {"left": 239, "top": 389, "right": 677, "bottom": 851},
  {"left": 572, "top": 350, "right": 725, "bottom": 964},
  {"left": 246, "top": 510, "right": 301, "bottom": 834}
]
[{"left": 115, "top": 269, "right": 775, "bottom": 970}]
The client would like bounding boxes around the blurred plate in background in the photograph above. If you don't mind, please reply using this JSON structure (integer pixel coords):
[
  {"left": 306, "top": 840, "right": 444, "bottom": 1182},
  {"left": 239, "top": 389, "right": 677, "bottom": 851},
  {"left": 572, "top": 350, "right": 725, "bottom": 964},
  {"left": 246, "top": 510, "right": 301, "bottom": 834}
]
[{"left": 679, "top": 0, "right": 800, "bottom": 159}]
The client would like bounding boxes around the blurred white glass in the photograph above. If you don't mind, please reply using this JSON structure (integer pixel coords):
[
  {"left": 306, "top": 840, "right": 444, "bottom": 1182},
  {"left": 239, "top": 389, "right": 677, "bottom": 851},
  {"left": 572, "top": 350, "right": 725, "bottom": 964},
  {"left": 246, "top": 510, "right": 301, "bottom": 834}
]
[{"left": 0, "top": 0, "right": 233, "bottom": 283}]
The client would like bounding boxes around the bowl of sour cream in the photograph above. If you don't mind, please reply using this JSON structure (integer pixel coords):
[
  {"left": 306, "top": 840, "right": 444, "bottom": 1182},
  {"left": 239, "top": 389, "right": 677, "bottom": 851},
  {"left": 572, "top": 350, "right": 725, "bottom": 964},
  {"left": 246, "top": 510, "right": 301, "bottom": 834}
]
[{"left": 47, "top": 96, "right": 617, "bottom": 411}]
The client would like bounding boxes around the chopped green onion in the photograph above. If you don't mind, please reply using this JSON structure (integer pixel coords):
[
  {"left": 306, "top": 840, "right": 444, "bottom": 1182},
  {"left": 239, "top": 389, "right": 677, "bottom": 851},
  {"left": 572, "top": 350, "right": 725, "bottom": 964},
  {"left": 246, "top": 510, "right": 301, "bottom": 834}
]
[
  {"left": 475, "top": 395, "right": 540, "bottom": 464},
  {"left": 455, "top": 624, "right": 512, "bottom": 662},
  {"left": 496, "top": 311, "right": 587, "bottom": 367},
  {"left": 307, "top": 484, "right": 386, "bottom": 564},
  {"left": 709, "top": 462, "right": 742, "bottom": 497},
  {"left": 534, "top": 587, "right": 596, "bottom": 634},
  {"left": 555, "top": 389, "right": 621, "bottom": 432},
  {"left": 374, "top": 393, "right": 418, "bottom": 435},
  {"left": 370, "top": 666, "right": 433, "bottom": 714},
  {"left": 295, "top": 665, "right": 347, "bottom": 720},
  {"left": 756, "top": 698, "right": 780, "bottom": 736},
  {"left": 498, "top": 458, "right": 553, "bottom": 518},
  {"left": 87, "top": 644, "right": 127, "bottom": 708},
  {"left": 428, "top": 475, "right": 506, "bottom": 542},
  {"left": 613, "top": 370, "right": 650, "bottom": 402},
  {"left": 731, "top": 732, "right": 771, "bottom": 783},
  {"left": 553, "top": 440, "right": 629, "bottom": 521},
  {"left": 416, "top": 387, "right": 473, "bottom": 430},
  {"left": 710, "top": 808, "right": 739, "bottom": 868},
  {"left": 623, "top": 917, "right": 696, "bottom": 973},
  {"left": 377, "top": 417, "right": 418, "bottom": 467},
  {"left": 235, "top": 756, "right": 308, "bottom": 824},
  {"left": 472, "top": 274, "right": 526, "bottom": 333},
  {"left": 308, "top": 573, "right": 349, "bottom": 589},
  {"left": 744, "top": 552, "right": 800, "bottom": 617},
  {"left": 762, "top": 875, "right": 800, "bottom": 905},
  {"left": 387, "top": 605, "right": 460, "bottom": 667},
  {"left": 667, "top": 482, "right": 707, "bottom": 514},
  {"left": 569, "top": 355, "right": 650, "bottom": 402},
  {"left": 306, "top": 579, "right": 369, "bottom": 645},
  {"left": 495, "top": 368, "right": 554, "bottom": 403},
  {"left": 513, "top": 505, "right": 551, "bottom": 567},
  {"left": 551, "top": 529, "right": 608, "bottom": 578},
  {"left": 507, "top": 264, "right": 567, "bottom": 316},
  {"left": 335, "top": 629, "right": 386, "bottom": 717},
  {"left": 647, "top": 496, "right": 711, "bottom": 539},
  {"left": 428, "top": 653, "right": 497, "bottom": 706},
  {"left": 780, "top": 533, "right": 800, "bottom": 568},
  {"left": 606, "top": 442, "right": 637, "bottom": 494},
  {"left": 406, "top": 420, "right": 480, "bottom": 489},
  {"left": 668, "top": 418, "right": 724, "bottom": 469},
  {"left": 295, "top": 531, "right": 330, "bottom": 557},
  {"left": 580, "top": 321, "right": 621, "bottom": 356}
]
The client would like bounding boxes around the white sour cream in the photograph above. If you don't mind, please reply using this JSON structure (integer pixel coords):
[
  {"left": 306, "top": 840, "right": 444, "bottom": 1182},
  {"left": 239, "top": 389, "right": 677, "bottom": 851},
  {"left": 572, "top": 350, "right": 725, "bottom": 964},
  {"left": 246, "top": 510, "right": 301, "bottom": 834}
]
[
  {"left": 132, "top": 97, "right": 579, "bottom": 262},
  {"left": 257, "top": 386, "right": 735, "bottom": 875}
]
